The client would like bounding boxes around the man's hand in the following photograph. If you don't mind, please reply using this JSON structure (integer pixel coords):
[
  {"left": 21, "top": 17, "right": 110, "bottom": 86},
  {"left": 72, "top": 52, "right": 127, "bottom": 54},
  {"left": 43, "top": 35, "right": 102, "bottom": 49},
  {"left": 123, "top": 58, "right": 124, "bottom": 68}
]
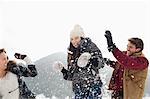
[
  {"left": 104, "top": 30, "right": 116, "bottom": 52},
  {"left": 103, "top": 58, "right": 115, "bottom": 65}
]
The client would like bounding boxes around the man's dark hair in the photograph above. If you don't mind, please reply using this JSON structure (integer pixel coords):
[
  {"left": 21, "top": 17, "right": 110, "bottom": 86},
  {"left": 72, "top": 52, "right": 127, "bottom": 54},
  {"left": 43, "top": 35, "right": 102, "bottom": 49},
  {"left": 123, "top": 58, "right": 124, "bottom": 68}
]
[{"left": 128, "top": 38, "right": 144, "bottom": 52}]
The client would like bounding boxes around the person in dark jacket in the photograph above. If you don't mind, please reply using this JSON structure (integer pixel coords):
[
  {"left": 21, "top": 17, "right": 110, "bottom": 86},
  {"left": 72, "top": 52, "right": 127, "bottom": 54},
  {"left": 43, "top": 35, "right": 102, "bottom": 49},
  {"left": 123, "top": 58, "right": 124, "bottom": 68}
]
[
  {"left": 0, "top": 49, "right": 37, "bottom": 99},
  {"left": 54, "top": 25, "right": 105, "bottom": 99}
]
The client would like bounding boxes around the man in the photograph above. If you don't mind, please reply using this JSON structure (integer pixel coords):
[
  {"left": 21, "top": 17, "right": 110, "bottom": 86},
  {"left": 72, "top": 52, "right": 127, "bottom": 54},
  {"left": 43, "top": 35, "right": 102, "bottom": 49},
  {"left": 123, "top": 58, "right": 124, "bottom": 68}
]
[{"left": 104, "top": 31, "right": 149, "bottom": 99}]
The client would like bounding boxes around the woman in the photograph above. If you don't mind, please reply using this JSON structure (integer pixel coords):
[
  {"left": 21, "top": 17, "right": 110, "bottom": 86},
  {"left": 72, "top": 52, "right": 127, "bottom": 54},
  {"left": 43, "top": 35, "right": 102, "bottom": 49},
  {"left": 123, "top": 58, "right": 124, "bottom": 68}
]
[
  {"left": 0, "top": 49, "right": 37, "bottom": 99},
  {"left": 54, "top": 25, "right": 105, "bottom": 99}
]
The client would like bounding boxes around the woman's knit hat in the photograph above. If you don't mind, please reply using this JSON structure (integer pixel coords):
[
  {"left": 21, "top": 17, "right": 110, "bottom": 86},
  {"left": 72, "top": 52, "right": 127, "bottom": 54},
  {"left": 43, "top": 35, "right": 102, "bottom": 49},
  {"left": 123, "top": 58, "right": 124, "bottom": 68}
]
[{"left": 70, "top": 24, "right": 85, "bottom": 38}]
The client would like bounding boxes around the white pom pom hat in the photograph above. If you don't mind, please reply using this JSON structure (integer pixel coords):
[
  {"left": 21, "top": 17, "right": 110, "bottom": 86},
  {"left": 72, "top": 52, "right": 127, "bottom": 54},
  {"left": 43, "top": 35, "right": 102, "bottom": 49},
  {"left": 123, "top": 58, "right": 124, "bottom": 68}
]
[{"left": 70, "top": 24, "right": 85, "bottom": 38}]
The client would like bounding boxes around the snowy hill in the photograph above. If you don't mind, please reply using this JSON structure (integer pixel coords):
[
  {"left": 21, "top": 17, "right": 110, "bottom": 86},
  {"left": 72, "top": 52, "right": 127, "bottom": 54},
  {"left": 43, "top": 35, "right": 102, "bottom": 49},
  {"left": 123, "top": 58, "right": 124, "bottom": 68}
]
[
  {"left": 25, "top": 52, "right": 150, "bottom": 98},
  {"left": 25, "top": 52, "right": 73, "bottom": 98}
]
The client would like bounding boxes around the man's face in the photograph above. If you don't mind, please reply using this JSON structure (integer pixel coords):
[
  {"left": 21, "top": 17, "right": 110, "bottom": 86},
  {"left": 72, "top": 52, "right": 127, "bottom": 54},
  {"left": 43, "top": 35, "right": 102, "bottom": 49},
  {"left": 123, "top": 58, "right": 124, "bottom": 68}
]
[
  {"left": 126, "top": 41, "right": 140, "bottom": 56},
  {"left": 70, "top": 36, "right": 81, "bottom": 48},
  {"left": 0, "top": 52, "right": 8, "bottom": 71}
]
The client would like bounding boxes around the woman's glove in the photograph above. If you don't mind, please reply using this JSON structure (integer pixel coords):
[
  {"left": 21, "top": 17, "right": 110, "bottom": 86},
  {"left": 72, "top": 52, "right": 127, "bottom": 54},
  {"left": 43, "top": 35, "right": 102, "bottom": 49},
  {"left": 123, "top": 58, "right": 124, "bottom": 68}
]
[
  {"left": 53, "top": 61, "right": 64, "bottom": 72},
  {"left": 14, "top": 53, "right": 26, "bottom": 59},
  {"left": 14, "top": 53, "right": 33, "bottom": 65}
]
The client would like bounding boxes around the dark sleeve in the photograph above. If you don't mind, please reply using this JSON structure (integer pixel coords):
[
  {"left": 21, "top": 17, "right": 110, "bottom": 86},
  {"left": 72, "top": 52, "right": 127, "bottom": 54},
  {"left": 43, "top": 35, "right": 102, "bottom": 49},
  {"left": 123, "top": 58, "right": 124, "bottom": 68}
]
[
  {"left": 112, "top": 48, "right": 149, "bottom": 70},
  {"left": 90, "top": 41, "right": 105, "bottom": 69},
  {"left": 80, "top": 38, "right": 105, "bottom": 69},
  {"left": 10, "top": 64, "right": 38, "bottom": 77},
  {"left": 103, "top": 58, "right": 119, "bottom": 69},
  {"left": 109, "top": 61, "right": 118, "bottom": 69},
  {"left": 61, "top": 67, "right": 75, "bottom": 81},
  {"left": 106, "top": 60, "right": 116, "bottom": 69},
  {"left": 62, "top": 49, "right": 78, "bottom": 81}
]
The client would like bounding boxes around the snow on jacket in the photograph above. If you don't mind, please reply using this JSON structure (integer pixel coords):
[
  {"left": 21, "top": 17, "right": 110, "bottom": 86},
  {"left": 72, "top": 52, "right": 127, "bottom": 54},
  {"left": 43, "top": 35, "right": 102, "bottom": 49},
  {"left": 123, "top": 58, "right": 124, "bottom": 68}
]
[
  {"left": 61, "top": 37, "right": 104, "bottom": 94},
  {"left": 7, "top": 61, "right": 37, "bottom": 99}
]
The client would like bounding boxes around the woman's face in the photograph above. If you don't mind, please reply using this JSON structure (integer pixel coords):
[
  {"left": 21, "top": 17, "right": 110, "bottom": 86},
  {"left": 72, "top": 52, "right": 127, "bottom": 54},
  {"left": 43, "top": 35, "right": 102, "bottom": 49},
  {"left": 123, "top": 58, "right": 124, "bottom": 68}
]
[
  {"left": 0, "top": 52, "right": 8, "bottom": 71},
  {"left": 70, "top": 36, "right": 81, "bottom": 48}
]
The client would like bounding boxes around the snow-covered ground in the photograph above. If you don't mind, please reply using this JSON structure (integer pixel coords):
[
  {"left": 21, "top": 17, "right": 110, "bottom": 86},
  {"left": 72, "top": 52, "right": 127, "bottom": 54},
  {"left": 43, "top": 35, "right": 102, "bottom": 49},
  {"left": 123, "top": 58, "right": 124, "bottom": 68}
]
[
  {"left": 35, "top": 66, "right": 150, "bottom": 99},
  {"left": 36, "top": 94, "right": 70, "bottom": 99},
  {"left": 36, "top": 94, "right": 150, "bottom": 99}
]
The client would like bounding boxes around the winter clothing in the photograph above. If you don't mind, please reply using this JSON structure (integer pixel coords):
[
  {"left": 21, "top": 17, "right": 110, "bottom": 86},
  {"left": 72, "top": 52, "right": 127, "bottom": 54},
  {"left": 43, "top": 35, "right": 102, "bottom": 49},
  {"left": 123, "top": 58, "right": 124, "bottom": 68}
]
[
  {"left": 14, "top": 53, "right": 27, "bottom": 60},
  {"left": 61, "top": 37, "right": 104, "bottom": 99},
  {"left": 70, "top": 24, "right": 85, "bottom": 38},
  {"left": 77, "top": 52, "right": 91, "bottom": 67},
  {"left": 107, "top": 61, "right": 124, "bottom": 91},
  {"left": 14, "top": 53, "right": 34, "bottom": 65},
  {"left": 111, "top": 90, "right": 123, "bottom": 99},
  {"left": 112, "top": 48, "right": 149, "bottom": 99},
  {"left": 53, "top": 61, "right": 64, "bottom": 72},
  {"left": 104, "top": 30, "right": 116, "bottom": 52},
  {"left": 105, "top": 58, "right": 124, "bottom": 99},
  {"left": 104, "top": 31, "right": 149, "bottom": 99},
  {"left": 104, "top": 56, "right": 124, "bottom": 99},
  {"left": 0, "top": 72, "right": 19, "bottom": 99},
  {"left": 6, "top": 58, "right": 37, "bottom": 99}
]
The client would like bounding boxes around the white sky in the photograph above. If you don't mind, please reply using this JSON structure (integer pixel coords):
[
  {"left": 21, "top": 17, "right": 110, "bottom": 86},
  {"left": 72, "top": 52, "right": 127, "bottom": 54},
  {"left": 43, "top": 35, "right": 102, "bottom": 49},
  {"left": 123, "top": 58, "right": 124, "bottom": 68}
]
[{"left": 0, "top": 0, "right": 150, "bottom": 61}]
